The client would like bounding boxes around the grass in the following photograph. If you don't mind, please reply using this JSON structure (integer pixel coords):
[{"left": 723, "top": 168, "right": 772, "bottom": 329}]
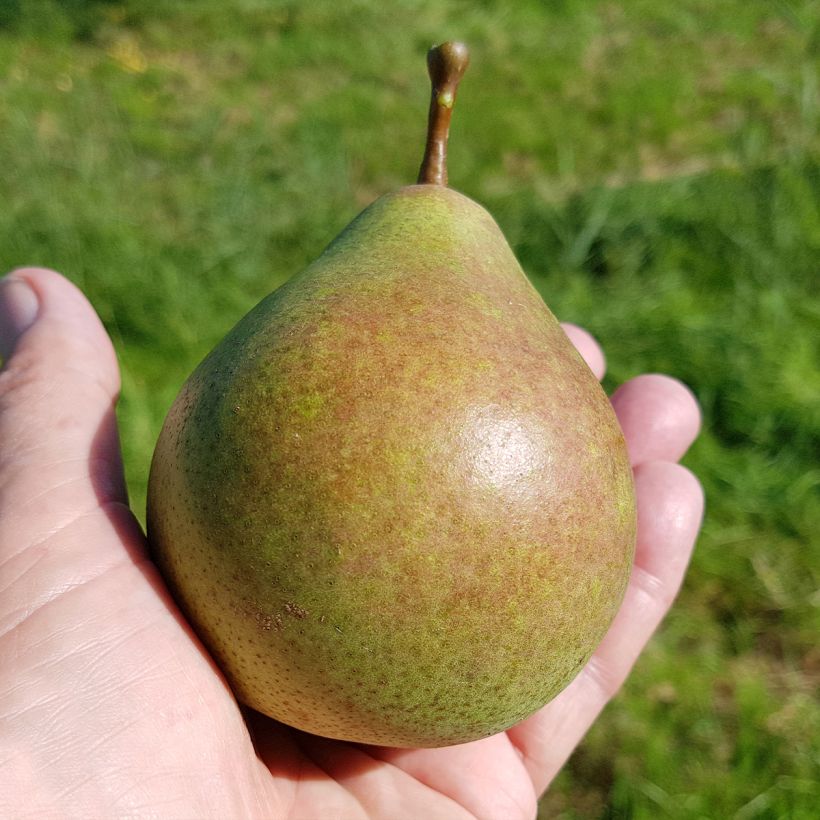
[{"left": 1, "top": 1, "right": 818, "bottom": 816}]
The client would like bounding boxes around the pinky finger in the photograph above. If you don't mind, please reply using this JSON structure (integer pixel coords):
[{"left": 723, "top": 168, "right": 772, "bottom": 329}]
[
  {"left": 507, "top": 460, "right": 703, "bottom": 795},
  {"left": 579, "top": 462, "right": 704, "bottom": 699}
]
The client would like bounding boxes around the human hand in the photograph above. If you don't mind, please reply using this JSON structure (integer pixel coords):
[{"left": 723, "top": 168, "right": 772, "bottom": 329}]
[{"left": 0, "top": 268, "right": 702, "bottom": 819}]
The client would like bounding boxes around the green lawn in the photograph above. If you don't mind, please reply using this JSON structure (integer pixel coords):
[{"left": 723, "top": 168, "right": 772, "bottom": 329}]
[{"left": 1, "top": 1, "right": 818, "bottom": 817}]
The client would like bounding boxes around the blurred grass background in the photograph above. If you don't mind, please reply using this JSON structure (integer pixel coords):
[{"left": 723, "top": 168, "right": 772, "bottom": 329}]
[{"left": 1, "top": 1, "right": 818, "bottom": 817}]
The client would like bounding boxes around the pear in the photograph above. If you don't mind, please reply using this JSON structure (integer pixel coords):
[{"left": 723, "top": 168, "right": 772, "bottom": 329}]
[{"left": 147, "top": 42, "right": 636, "bottom": 748}]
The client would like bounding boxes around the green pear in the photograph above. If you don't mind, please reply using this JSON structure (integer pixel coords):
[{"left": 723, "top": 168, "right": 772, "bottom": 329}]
[{"left": 147, "top": 42, "right": 636, "bottom": 748}]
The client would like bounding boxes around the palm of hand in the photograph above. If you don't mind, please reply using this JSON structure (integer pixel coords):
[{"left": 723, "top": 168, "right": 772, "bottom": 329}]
[{"left": 0, "top": 270, "right": 702, "bottom": 819}]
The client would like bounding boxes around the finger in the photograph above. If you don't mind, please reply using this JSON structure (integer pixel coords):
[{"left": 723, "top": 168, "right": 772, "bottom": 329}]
[
  {"left": 507, "top": 460, "right": 704, "bottom": 795},
  {"left": 582, "top": 462, "right": 703, "bottom": 690},
  {"left": 611, "top": 374, "right": 701, "bottom": 465},
  {"left": 0, "top": 267, "right": 124, "bottom": 509},
  {"left": 0, "top": 268, "right": 137, "bottom": 630},
  {"left": 561, "top": 323, "right": 606, "bottom": 380},
  {"left": 369, "top": 732, "right": 537, "bottom": 819}
]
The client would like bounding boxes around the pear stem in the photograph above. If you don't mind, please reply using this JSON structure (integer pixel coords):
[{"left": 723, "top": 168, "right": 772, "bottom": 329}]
[{"left": 417, "top": 41, "right": 470, "bottom": 186}]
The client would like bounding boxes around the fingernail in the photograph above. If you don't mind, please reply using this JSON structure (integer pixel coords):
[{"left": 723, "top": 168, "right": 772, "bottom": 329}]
[{"left": 0, "top": 276, "right": 40, "bottom": 361}]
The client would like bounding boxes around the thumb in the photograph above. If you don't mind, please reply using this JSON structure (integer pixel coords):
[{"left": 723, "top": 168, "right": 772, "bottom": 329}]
[{"left": 0, "top": 269, "right": 138, "bottom": 631}]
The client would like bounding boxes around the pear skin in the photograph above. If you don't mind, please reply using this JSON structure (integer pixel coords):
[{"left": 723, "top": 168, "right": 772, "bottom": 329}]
[{"left": 147, "top": 43, "right": 636, "bottom": 748}]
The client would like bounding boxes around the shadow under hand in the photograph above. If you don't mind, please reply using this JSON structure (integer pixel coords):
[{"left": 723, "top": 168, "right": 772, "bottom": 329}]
[{"left": 244, "top": 706, "right": 390, "bottom": 784}]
